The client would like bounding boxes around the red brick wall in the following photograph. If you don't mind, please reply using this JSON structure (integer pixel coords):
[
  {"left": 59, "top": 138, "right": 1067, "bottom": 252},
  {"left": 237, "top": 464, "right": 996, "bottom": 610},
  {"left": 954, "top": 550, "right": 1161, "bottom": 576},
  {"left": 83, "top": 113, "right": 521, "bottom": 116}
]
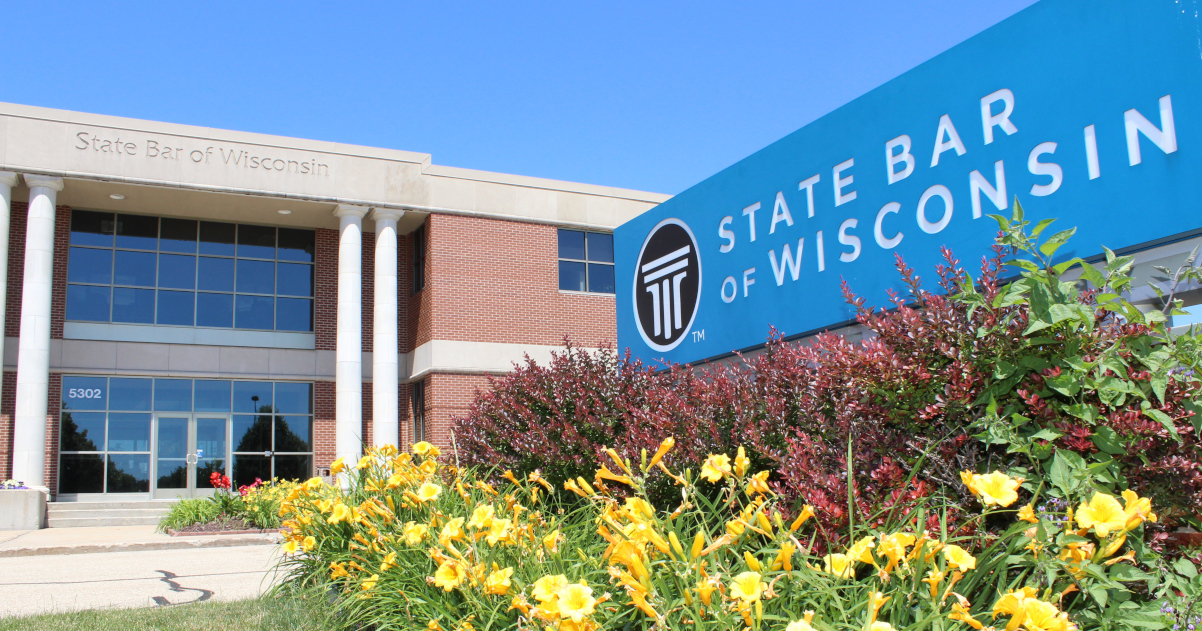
[
  {"left": 314, "top": 380, "right": 335, "bottom": 468},
  {"left": 314, "top": 228, "right": 337, "bottom": 351},
  {"left": 418, "top": 213, "right": 617, "bottom": 348},
  {"left": 51, "top": 207, "right": 69, "bottom": 340},
  {"left": 408, "top": 219, "right": 432, "bottom": 353},
  {"left": 45, "top": 374, "right": 61, "bottom": 494},
  {"left": 426, "top": 373, "right": 491, "bottom": 451}
]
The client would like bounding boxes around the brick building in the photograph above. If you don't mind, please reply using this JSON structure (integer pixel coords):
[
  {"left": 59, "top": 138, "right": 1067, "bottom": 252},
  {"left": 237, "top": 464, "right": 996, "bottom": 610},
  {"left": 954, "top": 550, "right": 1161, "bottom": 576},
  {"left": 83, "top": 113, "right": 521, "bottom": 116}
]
[{"left": 0, "top": 102, "right": 668, "bottom": 501}]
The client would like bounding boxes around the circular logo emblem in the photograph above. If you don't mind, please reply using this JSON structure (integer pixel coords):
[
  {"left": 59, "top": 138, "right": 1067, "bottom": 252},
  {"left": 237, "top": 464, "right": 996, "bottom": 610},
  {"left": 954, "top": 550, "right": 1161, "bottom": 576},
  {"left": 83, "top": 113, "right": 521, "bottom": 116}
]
[{"left": 633, "top": 218, "right": 701, "bottom": 352}]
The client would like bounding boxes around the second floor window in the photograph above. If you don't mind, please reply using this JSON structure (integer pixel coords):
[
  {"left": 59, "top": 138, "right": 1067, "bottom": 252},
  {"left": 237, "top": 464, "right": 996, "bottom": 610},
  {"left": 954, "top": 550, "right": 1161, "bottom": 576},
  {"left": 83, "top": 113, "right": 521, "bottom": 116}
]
[
  {"left": 558, "top": 229, "right": 615, "bottom": 293},
  {"left": 65, "top": 210, "right": 315, "bottom": 332}
]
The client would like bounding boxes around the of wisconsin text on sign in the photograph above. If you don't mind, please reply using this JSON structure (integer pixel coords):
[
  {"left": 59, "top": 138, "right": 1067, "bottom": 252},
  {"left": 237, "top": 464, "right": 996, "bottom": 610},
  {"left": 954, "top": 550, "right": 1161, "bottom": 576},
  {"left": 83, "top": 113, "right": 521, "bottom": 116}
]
[{"left": 615, "top": 0, "right": 1202, "bottom": 366}]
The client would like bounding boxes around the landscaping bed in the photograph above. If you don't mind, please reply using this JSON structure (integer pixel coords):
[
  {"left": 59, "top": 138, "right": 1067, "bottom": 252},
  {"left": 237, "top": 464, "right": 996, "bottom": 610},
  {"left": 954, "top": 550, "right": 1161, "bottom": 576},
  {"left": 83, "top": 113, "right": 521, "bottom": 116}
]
[{"left": 157, "top": 475, "right": 296, "bottom": 535}]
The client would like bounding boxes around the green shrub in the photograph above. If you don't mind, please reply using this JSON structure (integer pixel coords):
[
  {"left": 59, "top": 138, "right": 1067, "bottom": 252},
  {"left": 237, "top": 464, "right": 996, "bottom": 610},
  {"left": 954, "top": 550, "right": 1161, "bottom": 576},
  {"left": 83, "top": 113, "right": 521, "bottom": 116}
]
[{"left": 157, "top": 497, "right": 221, "bottom": 533}]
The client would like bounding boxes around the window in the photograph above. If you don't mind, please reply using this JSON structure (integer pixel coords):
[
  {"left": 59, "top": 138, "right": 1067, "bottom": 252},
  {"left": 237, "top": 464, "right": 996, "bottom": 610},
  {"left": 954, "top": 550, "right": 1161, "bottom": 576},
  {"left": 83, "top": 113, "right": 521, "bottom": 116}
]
[
  {"left": 65, "top": 210, "right": 315, "bottom": 332},
  {"left": 412, "top": 380, "right": 425, "bottom": 443},
  {"left": 558, "top": 229, "right": 615, "bottom": 293},
  {"left": 58, "top": 376, "right": 315, "bottom": 494},
  {"left": 413, "top": 224, "right": 426, "bottom": 293}
]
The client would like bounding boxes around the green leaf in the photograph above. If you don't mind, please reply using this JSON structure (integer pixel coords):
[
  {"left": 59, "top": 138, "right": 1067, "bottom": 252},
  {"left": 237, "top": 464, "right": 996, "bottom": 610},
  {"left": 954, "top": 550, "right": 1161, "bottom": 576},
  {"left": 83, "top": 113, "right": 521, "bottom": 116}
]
[
  {"left": 1142, "top": 404, "right": 1182, "bottom": 443},
  {"left": 1174, "top": 557, "right": 1198, "bottom": 579},
  {"left": 1079, "top": 264, "right": 1107, "bottom": 288},
  {"left": 1005, "top": 259, "right": 1041, "bottom": 273},
  {"left": 1031, "top": 217, "right": 1057, "bottom": 237},
  {"left": 1030, "top": 428, "right": 1063, "bottom": 441},
  {"left": 1039, "top": 227, "right": 1077, "bottom": 257},
  {"left": 1091, "top": 426, "right": 1126, "bottom": 455},
  {"left": 1110, "top": 563, "right": 1153, "bottom": 582}
]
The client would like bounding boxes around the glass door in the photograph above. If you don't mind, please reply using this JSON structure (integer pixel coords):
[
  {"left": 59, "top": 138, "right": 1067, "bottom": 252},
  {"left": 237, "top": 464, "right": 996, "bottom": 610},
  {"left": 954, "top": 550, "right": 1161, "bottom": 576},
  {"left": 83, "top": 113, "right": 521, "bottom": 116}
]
[{"left": 152, "top": 414, "right": 230, "bottom": 499}]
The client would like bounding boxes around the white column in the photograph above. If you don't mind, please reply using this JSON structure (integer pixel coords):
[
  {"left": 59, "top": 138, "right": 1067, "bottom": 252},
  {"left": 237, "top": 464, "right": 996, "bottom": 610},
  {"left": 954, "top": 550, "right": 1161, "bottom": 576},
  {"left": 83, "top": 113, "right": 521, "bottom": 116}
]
[
  {"left": 0, "top": 173, "right": 16, "bottom": 423},
  {"left": 13, "top": 175, "right": 63, "bottom": 489},
  {"left": 333, "top": 204, "right": 368, "bottom": 467},
  {"left": 371, "top": 209, "right": 403, "bottom": 448}
]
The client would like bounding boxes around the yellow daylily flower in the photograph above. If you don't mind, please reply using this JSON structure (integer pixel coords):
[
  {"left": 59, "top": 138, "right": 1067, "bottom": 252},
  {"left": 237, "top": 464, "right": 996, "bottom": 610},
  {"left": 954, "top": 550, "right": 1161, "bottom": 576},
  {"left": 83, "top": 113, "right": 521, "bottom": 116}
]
[
  {"left": 329, "top": 458, "right": 347, "bottom": 475},
  {"left": 416, "top": 482, "right": 442, "bottom": 503},
  {"left": 1018, "top": 504, "right": 1038, "bottom": 523},
  {"left": 700, "top": 454, "right": 732, "bottom": 482},
  {"left": 440, "top": 517, "right": 466, "bottom": 543},
  {"left": 696, "top": 576, "right": 720, "bottom": 606},
  {"left": 467, "top": 504, "right": 495, "bottom": 530},
  {"left": 281, "top": 539, "right": 300, "bottom": 555},
  {"left": 532, "top": 574, "right": 569, "bottom": 603},
  {"left": 817, "top": 553, "right": 855, "bottom": 579},
  {"left": 1121, "top": 489, "right": 1157, "bottom": 531},
  {"left": 1076, "top": 493, "right": 1127, "bottom": 537},
  {"left": 747, "top": 470, "right": 771, "bottom": 495},
  {"left": 923, "top": 569, "right": 945, "bottom": 599},
  {"left": 433, "top": 561, "right": 467, "bottom": 591},
  {"left": 648, "top": 436, "right": 675, "bottom": 469},
  {"left": 301, "top": 535, "right": 316, "bottom": 552},
  {"left": 790, "top": 505, "right": 816, "bottom": 532},
  {"left": 949, "top": 594, "right": 983, "bottom": 630},
  {"left": 847, "top": 535, "right": 876, "bottom": 564},
  {"left": 734, "top": 446, "right": 751, "bottom": 477},
  {"left": 483, "top": 567, "right": 514, "bottom": 596},
  {"left": 356, "top": 455, "right": 374, "bottom": 470},
  {"left": 771, "top": 542, "right": 796, "bottom": 572},
  {"left": 728, "top": 571, "right": 764, "bottom": 603},
  {"left": 328, "top": 503, "right": 352, "bottom": 524},
  {"left": 413, "top": 441, "right": 441, "bottom": 457},
  {"left": 558, "top": 583, "right": 597, "bottom": 623},
  {"left": 943, "top": 544, "right": 977, "bottom": 572},
  {"left": 361, "top": 574, "right": 379, "bottom": 591},
  {"left": 960, "top": 471, "right": 1024, "bottom": 507},
  {"left": 485, "top": 518, "right": 515, "bottom": 546},
  {"left": 403, "top": 521, "right": 428, "bottom": 545},
  {"left": 785, "top": 611, "right": 817, "bottom": 631},
  {"left": 868, "top": 591, "right": 890, "bottom": 624},
  {"left": 868, "top": 623, "right": 897, "bottom": 631},
  {"left": 380, "top": 551, "right": 398, "bottom": 572},
  {"left": 329, "top": 562, "right": 349, "bottom": 579},
  {"left": 543, "top": 529, "right": 562, "bottom": 553}
]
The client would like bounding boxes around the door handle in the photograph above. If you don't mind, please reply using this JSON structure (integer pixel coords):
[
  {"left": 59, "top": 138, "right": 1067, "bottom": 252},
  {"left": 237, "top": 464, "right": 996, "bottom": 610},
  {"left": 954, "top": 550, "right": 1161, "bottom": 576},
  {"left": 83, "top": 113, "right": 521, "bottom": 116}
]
[{"left": 186, "top": 453, "right": 197, "bottom": 465}]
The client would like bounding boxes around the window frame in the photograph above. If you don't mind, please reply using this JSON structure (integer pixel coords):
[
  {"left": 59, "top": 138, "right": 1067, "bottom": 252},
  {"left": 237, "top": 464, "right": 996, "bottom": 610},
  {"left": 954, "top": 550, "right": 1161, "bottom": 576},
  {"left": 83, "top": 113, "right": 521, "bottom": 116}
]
[
  {"left": 65, "top": 210, "right": 316, "bottom": 332},
  {"left": 412, "top": 380, "right": 425, "bottom": 443},
  {"left": 413, "top": 224, "right": 426, "bottom": 294},
  {"left": 557, "top": 228, "right": 615, "bottom": 294}
]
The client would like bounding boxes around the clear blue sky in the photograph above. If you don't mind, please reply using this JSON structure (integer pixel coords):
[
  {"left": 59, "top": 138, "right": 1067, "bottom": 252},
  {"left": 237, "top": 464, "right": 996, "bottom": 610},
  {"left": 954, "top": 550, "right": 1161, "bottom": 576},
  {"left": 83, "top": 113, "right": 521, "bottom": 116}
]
[{"left": 3, "top": 1, "right": 1038, "bottom": 195}]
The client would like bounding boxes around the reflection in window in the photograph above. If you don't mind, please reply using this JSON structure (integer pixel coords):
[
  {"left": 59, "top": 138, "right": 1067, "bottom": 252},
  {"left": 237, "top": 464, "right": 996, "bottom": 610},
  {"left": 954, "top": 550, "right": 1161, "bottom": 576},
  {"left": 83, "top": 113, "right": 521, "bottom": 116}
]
[{"left": 66, "top": 210, "right": 314, "bottom": 332}]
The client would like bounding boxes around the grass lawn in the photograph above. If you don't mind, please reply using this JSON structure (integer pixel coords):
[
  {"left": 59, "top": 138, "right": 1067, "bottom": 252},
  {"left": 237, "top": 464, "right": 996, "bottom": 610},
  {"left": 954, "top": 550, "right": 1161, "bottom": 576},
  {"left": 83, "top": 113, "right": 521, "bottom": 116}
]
[{"left": 0, "top": 593, "right": 335, "bottom": 631}]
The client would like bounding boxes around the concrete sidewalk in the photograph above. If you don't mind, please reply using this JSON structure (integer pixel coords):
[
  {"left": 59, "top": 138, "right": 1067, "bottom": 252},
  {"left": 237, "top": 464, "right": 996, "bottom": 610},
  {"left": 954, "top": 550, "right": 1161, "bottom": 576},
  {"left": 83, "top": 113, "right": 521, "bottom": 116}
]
[
  {"left": 0, "top": 544, "right": 282, "bottom": 616},
  {"left": 0, "top": 525, "right": 279, "bottom": 557}
]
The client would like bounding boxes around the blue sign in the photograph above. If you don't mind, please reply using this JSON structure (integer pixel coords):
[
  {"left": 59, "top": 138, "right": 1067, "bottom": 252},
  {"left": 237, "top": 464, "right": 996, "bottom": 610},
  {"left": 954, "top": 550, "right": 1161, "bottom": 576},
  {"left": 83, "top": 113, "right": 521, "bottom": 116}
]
[{"left": 616, "top": 0, "right": 1202, "bottom": 366}]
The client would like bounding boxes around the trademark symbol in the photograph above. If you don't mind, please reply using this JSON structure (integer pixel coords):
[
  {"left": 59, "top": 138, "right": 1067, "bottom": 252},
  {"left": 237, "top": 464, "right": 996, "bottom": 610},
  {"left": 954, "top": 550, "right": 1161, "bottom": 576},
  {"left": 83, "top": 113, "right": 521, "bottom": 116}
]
[{"left": 691, "top": 330, "right": 705, "bottom": 342}]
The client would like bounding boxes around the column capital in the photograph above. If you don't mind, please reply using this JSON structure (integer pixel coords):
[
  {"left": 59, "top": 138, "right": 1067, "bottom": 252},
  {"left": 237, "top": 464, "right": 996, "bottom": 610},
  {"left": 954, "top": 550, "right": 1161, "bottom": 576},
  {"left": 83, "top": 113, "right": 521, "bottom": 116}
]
[
  {"left": 333, "top": 204, "right": 369, "bottom": 219},
  {"left": 23, "top": 174, "right": 63, "bottom": 191},
  {"left": 0, "top": 172, "right": 18, "bottom": 188},
  {"left": 370, "top": 208, "right": 405, "bottom": 223}
]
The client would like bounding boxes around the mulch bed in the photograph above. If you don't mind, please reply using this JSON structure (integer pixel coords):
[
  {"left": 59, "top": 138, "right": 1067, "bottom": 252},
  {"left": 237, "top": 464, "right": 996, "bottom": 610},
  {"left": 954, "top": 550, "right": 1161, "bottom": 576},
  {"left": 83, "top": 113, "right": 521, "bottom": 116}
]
[{"left": 168, "top": 517, "right": 271, "bottom": 536}]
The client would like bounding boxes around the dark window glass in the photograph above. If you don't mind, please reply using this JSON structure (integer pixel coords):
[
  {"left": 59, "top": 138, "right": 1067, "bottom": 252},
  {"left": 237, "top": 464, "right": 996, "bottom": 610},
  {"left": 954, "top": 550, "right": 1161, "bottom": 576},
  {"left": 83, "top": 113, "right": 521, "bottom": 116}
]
[
  {"left": 196, "top": 293, "right": 233, "bottom": 328},
  {"left": 107, "top": 413, "right": 151, "bottom": 451},
  {"left": 106, "top": 454, "right": 149, "bottom": 492},
  {"left": 194, "top": 380, "right": 232, "bottom": 412},
  {"left": 197, "top": 257, "right": 235, "bottom": 292},
  {"left": 273, "top": 455, "right": 311, "bottom": 482},
  {"left": 159, "top": 218, "right": 198, "bottom": 254},
  {"left": 233, "top": 381, "right": 273, "bottom": 414},
  {"left": 232, "top": 416, "right": 271, "bottom": 451},
  {"left": 232, "top": 454, "right": 270, "bottom": 488},
  {"left": 237, "top": 224, "right": 275, "bottom": 259},
  {"left": 235, "top": 295, "right": 273, "bottom": 329},
  {"left": 156, "top": 458, "right": 187, "bottom": 490},
  {"left": 109, "top": 378, "right": 152, "bottom": 411},
  {"left": 559, "top": 261, "right": 587, "bottom": 292},
  {"left": 71, "top": 210, "right": 115, "bottom": 247},
  {"left": 587, "top": 232, "right": 614, "bottom": 263},
  {"left": 156, "top": 417, "right": 188, "bottom": 459},
  {"left": 62, "top": 376, "right": 108, "bottom": 411},
  {"left": 113, "top": 250, "right": 156, "bottom": 287},
  {"left": 558, "top": 229, "right": 586, "bottom": 260},
  {"left": 275, "top": 417, "right": 312, "bottom": 452},
  {"left": 59, "top": 454, "right": 105, "bottom": 494},
  {"left": 275, "top": 298, "right": 312, "bottom": 332},
  {"left": 413, "top": 225, "right": 426, "bottom": 293},
  {"left": 68, "top": 247, "right": 112, "bottom": 284},
  {"left": 236, "top": 259, "right": 274, "bottom": 294},
  {"left": 274, "top": 382, "right": 312, "bottom": 414},
  {"left": 195, "top": 417, "right": 226, "bottom": 464},
  {"left": 156, "top": 290, "right": 194, "bottom": 326},
  {"left": 66, "top": 285, "right": 110, "bottom": 322},
  {"left": 154, "top": 379, "right": 192, "bottom": 411},
  {"left": 111, "top": 287, "right": 155, "bottom": 324},
  {"left": 277, "top": 228, "right": 315, "bottom": 262},
  {"left": 60, "top": 412, "right": 105, "bottom": 452},
  {"left": 276, "top": 263, "right": 313, "bottom": 297},
  {"left": 196, "top": 457, "right": 225, "bottom": 484},
  {"left": 115, "top": 214, "right": 158, "bottom": 250},
  {"left": 589, "top": 264, "right": 616, "bottom": 293},
  {"left": 199, "top": 221, "right": 236, "bottom": 256},
  {"left": 157, "top": 254, "right": 196, "bottom": 289}
]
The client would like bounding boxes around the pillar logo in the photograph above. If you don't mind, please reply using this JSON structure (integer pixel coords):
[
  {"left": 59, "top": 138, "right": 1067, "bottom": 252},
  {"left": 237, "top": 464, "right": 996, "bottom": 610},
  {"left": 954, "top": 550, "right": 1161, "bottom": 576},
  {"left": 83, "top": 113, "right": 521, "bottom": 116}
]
[{"left": 633, "top": 218, "right": 701, "bottom": 352}]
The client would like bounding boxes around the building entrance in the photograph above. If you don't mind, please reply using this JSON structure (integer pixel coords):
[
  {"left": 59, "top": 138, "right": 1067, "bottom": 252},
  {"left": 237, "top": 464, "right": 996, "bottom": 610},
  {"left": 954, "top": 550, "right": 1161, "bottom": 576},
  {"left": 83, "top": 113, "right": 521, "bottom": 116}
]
[{"left": 152, "top": 414, "right": 230, "bottom": 499}]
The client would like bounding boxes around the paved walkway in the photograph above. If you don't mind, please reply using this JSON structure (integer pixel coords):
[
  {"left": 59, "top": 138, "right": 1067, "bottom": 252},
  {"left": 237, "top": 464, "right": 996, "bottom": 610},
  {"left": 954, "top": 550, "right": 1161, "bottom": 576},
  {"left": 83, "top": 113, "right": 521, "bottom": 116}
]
[
  {"left": 0, "top": 544, "right": 283, "bottom": 616},
  {"left": 0, "top": 524, "right": 278, "bottom": 557}
]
